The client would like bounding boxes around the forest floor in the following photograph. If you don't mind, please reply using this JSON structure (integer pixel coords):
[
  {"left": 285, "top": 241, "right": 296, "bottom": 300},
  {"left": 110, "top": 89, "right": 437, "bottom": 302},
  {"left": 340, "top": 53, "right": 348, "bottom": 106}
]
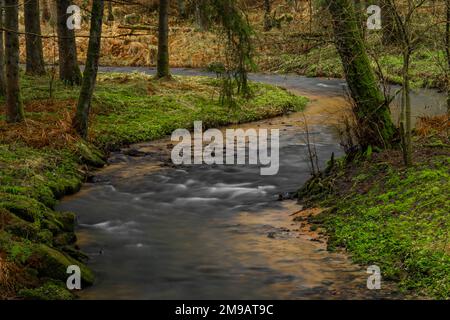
[
  {"left": 0, "top": 72, "right": 307, "bottom": 299},
  {"left": 298, "top": 128, "right": 450, "bottom": 299}
]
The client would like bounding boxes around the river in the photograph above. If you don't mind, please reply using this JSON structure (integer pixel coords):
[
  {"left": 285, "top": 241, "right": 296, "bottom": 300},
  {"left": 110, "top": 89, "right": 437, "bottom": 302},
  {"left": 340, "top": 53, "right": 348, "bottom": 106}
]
[{"left": 56, "top": 68, "right": 446, "bottom": 299}]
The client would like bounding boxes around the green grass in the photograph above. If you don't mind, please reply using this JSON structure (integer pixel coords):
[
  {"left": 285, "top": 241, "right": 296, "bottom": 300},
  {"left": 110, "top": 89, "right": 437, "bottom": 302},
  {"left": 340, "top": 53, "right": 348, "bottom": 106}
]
[
  {"left": 0, "top": 72, "right": 308, "bottom": 299},
  {"left": 265, "top": 44, "right": 445, "bottom": 89},
  {"left": 306, "top": 152, "right": 450, "bottom": 299},
  {"left": 89, "top": 74, "right": 308, "bottom": 149}
]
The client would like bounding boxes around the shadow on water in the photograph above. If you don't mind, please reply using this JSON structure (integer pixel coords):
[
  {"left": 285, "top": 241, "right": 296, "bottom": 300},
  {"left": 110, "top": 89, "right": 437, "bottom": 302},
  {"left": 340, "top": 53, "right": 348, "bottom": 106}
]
[{"left": 57, "top": 68, "right": 445, "bottom": 299}]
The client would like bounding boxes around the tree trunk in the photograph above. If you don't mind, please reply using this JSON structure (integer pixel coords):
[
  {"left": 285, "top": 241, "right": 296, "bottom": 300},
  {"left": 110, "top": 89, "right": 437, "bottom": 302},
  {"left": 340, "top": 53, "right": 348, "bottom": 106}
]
[
  {"left": 195, "top": 0, "right": 208, "bottom": 31},
  {"left": 263, "top": 0, "right": 272, "bottom": 31},
  {"left": 41, "top": 0, "right": 51, "bottom": 22},
  {"left": 353, "top": 0, "right": 365, "bottom": 38},
  {"left": 73, "top": 0, "right": 104, "bottom": 138},
  {"left": 0, "top": 0, "right": 6, "bottom": 96},
  {"left": 401, "top": 49, "right": 412, "bottom": 166},
  {"left": 326, "top": 0, "right": 396, "bottom": 148},
  {"left": 56, "top": 0, "right": 82, "bottom": 85},
  {"left": 4, "top": 0, "right": 24, "bottom": 123},
  {"left": 24, "top": 0, "right": 46, "bottom": 75},
  {"left": 446, "top": 0, "right": 450, "bottom": 115},
  {"left": 177, "top": 0, "right": 186, "bottom": 18},
  {"left": 107, "top": 0, "right": 114, "bottom": 22},
  {"left": 156, "top": 0, "right": 170, "bottom": 79}
]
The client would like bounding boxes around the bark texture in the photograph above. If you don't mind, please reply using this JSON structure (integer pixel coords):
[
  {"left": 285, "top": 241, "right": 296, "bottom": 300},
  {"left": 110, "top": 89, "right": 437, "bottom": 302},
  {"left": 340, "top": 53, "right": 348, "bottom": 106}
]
[
  {"left": 156, "top": 0, "right": 170, "bottom": 79},
  {"left": 4, "top": 0, "right": 24, "bottom": 123},
  {"left": 327, "top": 0, "right": 396, "bottom": 148},
  {"left": 73, "top": 0, "right": 104, "bottom": 138},
  {"left": 56, "top": 0, "right": 82, "bottom": 85},
  {"left": 24, "top": 0, "right": 46, "bottom": 75}
]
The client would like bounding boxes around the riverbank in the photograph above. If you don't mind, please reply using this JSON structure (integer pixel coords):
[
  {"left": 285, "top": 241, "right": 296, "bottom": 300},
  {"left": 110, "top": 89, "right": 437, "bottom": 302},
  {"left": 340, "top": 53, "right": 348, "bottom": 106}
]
[
  {"left": 263, "top": 45, "right": 445, "bottom": 89},
  {"left": 0, "top": 72, "right": 307, "bottom": 299},
  {"left": 297, "top": 130, "right": 450, "bottom": 299}
]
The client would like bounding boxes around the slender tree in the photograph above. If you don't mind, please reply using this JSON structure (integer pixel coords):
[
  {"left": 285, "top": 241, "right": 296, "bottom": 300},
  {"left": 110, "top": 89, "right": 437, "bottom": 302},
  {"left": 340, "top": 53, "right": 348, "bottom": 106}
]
[
  {"left": 56, "top": 0, "right": 82, "bottom": 85},
  {"left": 0, "top": 0, "right": 6, "bottom": 96},
  {"left": 353, "top": 0, "right": 365, "bottom": 37},
  {"left": 386, "top": 0, "right": 428, "bottom": 166},
  {"left": 107, "top": 0, "right": 114, "bottom": 22},
  {"left": 41, "top": 0, "right": 51, "bottom": 23},
  {"left": 4, "top": 0, "right": 24, "bottom": 123},
  {"left": 24, "top": 0, "right": 46, "bottom": 75},
  {"left": 195, "top": 0, "right": 209, "bottom": 31},
  {"left": 156, "top": 0, "right": 170, "bottom": 79},
  {"left": 446, "top": 0, "right": 450, "bottom": 115},
  {"left": 73, "top": 0, "right": 104, "bottom": 138},
  {"left": 177, "top": 0, "right": 186, "bottom": 18},
  {"left": 263, "top": 0, "right": 272, "bottom": 31},
  {"left": 326, "top": 0, "right": 396, "bottom": 148}
]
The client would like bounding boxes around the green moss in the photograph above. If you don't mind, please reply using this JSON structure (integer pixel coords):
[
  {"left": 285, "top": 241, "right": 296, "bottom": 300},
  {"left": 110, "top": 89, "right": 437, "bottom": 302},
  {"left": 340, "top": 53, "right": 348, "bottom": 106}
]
[
  {"left": 30, "top": 244, "right": 94, "bottom": 286},
  {"left": 90, "top": 75, "right": 307, "bottom": 150},
  {"left": 308, "top": 155, "right": 450, "bottom": 298},
  {"left": 18, "top": 282, "right": 75, "bottom": 300}
]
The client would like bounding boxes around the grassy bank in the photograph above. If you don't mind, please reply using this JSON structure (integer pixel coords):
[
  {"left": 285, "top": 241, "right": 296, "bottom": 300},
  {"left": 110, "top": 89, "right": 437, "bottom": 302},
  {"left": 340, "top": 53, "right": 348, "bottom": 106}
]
[
  {"left": 0, "top": 72, "right": 308, "bottom": 299},
  {"left": 262, "top": 44, "right": 445, "bottom": 89},
  {"left": 299, "top": 135, "right": 450, "bottom": 299}
]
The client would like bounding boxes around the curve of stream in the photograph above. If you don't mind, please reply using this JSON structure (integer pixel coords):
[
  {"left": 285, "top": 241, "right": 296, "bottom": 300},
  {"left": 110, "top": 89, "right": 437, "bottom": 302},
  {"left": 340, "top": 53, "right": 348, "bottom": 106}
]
[{"left": 57, "top": 68, "right": 446, "bottom": 299}]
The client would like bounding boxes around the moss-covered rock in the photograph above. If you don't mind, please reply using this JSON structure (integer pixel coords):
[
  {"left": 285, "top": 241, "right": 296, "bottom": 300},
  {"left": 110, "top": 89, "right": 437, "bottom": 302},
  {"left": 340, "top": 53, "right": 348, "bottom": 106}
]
[
  {"left": 74, "top": 141, "right": 106, "bottom": 167},
  {"left": 29, "top": 244, "right": 94, "bottom": 286}
]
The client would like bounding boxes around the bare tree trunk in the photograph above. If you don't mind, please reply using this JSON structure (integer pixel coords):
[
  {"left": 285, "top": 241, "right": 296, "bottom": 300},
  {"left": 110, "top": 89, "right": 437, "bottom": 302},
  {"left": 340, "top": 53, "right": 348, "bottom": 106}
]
[
  {"left": 41, "top": 0, "right": 50, "bottom": 22},
  {"left": 195, "top": 0, "right": 208, "bottom": 31},
  {"left": 386, "top": 0, "right": 415, "bottom": 166},
  {"left": 107, "top": 0, "right": 114, "bottom": 22},
  {"left": 353, "top": 0, "right": 366, "bottom": 38},
  {"left": 4, "top": 0, "right": 24, "bottom": 123},
  {"left": 73, "top": 0, "right": 104, "bottom": 138},
  {"left": 326, "top": 0, "right": 396, "bottom": 148},
  {"left": 177, "top": 0, "right": 186, "bottom": 18},
  {"left": 24, "top": 0, "right": 46, "bottom": 75},
  {"left": 446, "top": 0, "right": 450, "bottom": 115},
  {"left": 263, "top": 0, "right": 272, "bottom": 31},
  {"left": 401, "top": 49, "right": 412, "bottom": 166},
  {"left": 0, "top": 0, "right": 6, "bottom": 96},
  {"left": 156, "top": 0, "right": 170, "bottom": 79},
  {"left": 56, "top": 0, "right": 82, "bottom": 85}
]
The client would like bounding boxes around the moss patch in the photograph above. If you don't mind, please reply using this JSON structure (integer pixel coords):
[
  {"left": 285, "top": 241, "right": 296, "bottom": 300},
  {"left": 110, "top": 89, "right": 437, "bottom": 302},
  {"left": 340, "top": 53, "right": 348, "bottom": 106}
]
[
  {"left": 299, "top": 139, "right": 450, "bottom": 298},
  {"left": 18, "top": 281, "right": 75, "bottom": 300}
]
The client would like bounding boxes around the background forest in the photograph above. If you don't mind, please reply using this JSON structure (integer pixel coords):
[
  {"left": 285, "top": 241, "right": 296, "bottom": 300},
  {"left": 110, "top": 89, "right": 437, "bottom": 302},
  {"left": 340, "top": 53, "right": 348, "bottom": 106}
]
[{"left": 0, "top": 0, "right": 449, "bottom": 300}]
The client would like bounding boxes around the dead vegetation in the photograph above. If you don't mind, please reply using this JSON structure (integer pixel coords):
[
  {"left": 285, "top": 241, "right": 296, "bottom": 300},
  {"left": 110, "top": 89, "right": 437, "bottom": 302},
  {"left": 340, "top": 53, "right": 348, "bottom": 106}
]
[{"left": 15, "top": 0, "right": 316, "bottom": 69}]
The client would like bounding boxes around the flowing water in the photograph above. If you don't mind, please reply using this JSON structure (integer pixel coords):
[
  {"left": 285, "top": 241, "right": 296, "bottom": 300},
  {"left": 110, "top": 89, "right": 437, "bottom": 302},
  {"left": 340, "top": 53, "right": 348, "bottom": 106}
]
[{"left": 57, "top": 69, "right": 446, "bottom": 299}]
